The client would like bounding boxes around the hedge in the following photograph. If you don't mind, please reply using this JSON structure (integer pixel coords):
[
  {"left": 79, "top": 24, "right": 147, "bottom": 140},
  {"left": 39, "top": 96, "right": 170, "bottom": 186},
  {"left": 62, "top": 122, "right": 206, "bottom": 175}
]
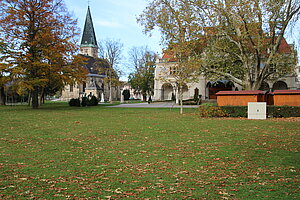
[
  {"left": 68, "top": 98, "right": 81, "bottom": 107},
  {"left": 267, "top": 106, "right": 300, "bottom": 118},
  {"left": 69, "top": 96, "right": 99, "bottom": 107},
  {"left": 199, "top": 105, "right": 300, "bottom": 118},
  {"left": 220, "top": 106, "right": 248, "bottom": 118},
  {"left": 199, "top": 105, "right": 227, "bottom": 117}
]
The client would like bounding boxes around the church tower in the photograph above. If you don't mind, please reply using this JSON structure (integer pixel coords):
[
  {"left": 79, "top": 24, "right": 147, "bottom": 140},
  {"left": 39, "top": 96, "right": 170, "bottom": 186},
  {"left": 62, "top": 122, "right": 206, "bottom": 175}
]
[{"left": 79, "top": 6, "right": 98, "bottom": 58}]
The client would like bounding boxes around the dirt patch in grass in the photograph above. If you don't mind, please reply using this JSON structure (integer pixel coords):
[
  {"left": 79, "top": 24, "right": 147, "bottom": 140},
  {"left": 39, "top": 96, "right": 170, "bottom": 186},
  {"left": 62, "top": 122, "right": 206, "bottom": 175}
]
[{"left": 268, "top": 117, "right": 300, "bottom": 122}]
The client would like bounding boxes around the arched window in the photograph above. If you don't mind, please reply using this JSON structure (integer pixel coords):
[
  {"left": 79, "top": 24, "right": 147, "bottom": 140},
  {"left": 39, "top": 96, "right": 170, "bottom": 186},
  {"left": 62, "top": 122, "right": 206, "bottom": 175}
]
[{"left": 273, "top": 81, "right": 288, "bottom": 90}]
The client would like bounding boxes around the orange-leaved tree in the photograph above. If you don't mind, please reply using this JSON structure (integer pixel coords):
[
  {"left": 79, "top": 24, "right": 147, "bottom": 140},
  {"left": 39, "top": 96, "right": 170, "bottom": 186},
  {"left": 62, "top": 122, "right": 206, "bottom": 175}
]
[{"left": 0, "top": 0, "right": 87, "bottom": 108}]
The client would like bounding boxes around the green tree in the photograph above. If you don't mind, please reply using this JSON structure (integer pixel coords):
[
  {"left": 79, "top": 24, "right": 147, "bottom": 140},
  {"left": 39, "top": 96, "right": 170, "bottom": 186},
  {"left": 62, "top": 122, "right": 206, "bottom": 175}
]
[
  {"left": 0, "top": 0, "right": 87, "bottom": 109},
  {"left": 128, "top": 46, "right": 156, "bottom": 101}
]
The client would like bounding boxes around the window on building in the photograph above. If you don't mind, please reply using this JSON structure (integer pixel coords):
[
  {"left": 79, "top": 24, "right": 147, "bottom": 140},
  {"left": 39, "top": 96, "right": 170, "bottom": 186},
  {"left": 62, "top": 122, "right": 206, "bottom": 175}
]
[
  {"left": 170, "top": 66, "right": 177, "bottom": 75},
  {"left": 70, "top": 84, "right": 73, "bottom": 92}
]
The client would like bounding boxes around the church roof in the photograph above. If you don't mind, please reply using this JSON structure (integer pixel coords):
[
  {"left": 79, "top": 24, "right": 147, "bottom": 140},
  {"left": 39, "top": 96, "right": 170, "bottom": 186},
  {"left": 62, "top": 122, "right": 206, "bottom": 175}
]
[
  {"left": 80, "top": 54, "right": 108, "bottom": 76},
  {"left": 80, "top": 6, "right": 98, "bottom": 48}
]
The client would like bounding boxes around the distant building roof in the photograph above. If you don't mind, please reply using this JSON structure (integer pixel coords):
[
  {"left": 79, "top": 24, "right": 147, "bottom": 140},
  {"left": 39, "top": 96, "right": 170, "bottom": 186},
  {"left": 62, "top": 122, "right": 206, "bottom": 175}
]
[
  {"left": 277, "top": 38, "right": 293, "bottom": 54},
  {"left": 160, "top": 37, "right": 293, "bottom": 61},
  {"left": 216, "top": 90, "right": 267, "bottom": 95},
  {"left": 272, "top": 90, "right": 300, "bottom": 94},
  {"left": 80, "top": 6, "right": 98, "bottom": 48}
]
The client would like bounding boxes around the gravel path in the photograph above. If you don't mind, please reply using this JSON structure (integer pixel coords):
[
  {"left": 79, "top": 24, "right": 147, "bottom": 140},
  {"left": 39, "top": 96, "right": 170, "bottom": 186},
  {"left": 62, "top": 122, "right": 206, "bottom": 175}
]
[{"left": 107, "top": 102, "right": 199, "bottom": 108}]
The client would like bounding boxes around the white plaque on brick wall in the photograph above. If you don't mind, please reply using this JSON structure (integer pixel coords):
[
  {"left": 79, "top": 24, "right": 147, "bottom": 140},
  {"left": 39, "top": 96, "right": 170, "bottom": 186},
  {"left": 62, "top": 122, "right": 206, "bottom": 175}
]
[{"left": 248, "top": 102, "right": 267, "bottom": 120}]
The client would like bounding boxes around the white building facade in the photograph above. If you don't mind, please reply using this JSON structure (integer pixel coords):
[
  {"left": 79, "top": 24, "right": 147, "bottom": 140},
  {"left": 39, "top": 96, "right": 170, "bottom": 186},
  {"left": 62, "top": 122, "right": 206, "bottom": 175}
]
[{"left": 153, "top": 54, "right": 298, "bottom": 102}]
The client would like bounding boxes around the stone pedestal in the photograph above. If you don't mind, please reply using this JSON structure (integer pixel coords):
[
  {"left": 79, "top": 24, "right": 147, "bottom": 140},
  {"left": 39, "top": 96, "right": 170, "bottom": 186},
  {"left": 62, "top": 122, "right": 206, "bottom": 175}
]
[
  {"left": 248, "top": 102, "right": 267, "bottom": 120},
  {"left": 100, "top": 92, "right": 105, "bottom": 103}
]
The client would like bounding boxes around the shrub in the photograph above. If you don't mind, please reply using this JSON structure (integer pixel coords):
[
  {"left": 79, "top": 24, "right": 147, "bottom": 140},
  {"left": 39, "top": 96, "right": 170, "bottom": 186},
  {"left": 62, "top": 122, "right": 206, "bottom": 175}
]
[
  {"left": 88, "top": 95, "right": 99, "bottom": 106},
  {"left": 171, "top": 93, "right": 176, "bottom": 101},
  {"left": 201, "top": 102, "right": 218, "bottom": 107},
  {"left": 220, "top": 105, "right": 300, "bottom": 118},
  {"left": 268, "top": 106, "right": 300, "bottom": 118},
  {"left": 199, "top": 105, "right": 228, "bottom": 117},
  {"left": 221, "top": 106, "right": 248, "bottom": 118},
  {"left": 122, "top": 90, "right": 130, "bottom": 101},
  {"left": 68, "top": 98, "right": 81, "bottom": 107},
  {"left": 81, "top": 97, "right": 88, "bottom": 107},
  {"left": 183, "top": 99, "right": 197, "bottom": 105}
]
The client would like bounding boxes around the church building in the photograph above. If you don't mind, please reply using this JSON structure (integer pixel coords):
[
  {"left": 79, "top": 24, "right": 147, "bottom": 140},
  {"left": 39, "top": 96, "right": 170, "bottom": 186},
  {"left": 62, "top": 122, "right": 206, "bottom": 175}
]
[{"left": 61, "top": 6, "right": 120, "bottom": 101}]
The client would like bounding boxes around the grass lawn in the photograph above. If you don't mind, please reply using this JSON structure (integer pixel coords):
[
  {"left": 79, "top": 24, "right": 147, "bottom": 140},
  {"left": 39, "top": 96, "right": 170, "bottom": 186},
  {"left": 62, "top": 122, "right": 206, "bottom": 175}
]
[{"left": 0, "top": 102, "right": 299, "bottom": 199}]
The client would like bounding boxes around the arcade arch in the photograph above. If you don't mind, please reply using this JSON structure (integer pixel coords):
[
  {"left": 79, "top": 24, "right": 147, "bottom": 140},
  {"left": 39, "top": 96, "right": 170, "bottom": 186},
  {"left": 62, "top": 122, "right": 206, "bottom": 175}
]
[{"left": 273, "top": 81, "right": 288, "bottom": 90}]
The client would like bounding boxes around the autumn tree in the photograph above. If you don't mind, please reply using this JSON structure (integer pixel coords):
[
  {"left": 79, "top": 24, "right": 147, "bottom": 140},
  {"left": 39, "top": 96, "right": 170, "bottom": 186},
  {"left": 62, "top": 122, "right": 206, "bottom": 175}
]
[
  {"left": 128, "top": 46, "right": 156, "bottom": 101},
  {"left": 98, "top": 39, "right": 123, "bottom": 103},
  {"left": 0, "top": 40, "right": 11, "bottom": 105},
  {"left": 137, "top": 0, "right": 202, "bottom": 113},
  {"left": 138, "top": 0, "right": 299, "bottom": 92},
  {"left": 196, "top": 0, "right": 299, "bottom": 90},
  {"left": 0, "top": 0, "right": 87, "bottom": 108}
]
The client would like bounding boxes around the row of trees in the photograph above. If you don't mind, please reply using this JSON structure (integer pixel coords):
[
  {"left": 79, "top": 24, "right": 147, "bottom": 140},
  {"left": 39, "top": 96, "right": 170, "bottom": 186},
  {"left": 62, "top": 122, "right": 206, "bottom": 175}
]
[
  {"left": 137, "top": 0, "right": 299, "bottom": 91},
  {"left": 137, "top": 0, "right": 299, "bottom": 113},
  {"left": 86, "top": 0, "right": 300, "bottom": 106},
  {"left": 0, "top": 0, "right": 156, "bottom": 108},
  {"left": 1, "top": 0, "right": 298, "bottom": 110},
  {"left": 93, "top": 41, "right": 156, "bottom": 103}
]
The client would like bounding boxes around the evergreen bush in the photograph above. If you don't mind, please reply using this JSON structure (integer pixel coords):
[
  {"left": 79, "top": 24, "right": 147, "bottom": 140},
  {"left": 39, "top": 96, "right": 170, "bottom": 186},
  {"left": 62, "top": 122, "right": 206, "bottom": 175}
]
[
  {"left": 122, "top": 89, "right": 130, "bottom": 101},
  {"left": 81, "top": 97, "right": 88, "bottom": 107},
  {"left": 68, "top": 98, "right": 81, "bottom": 107},
  {"left": 88, "top": 95, "right": 99, "bottom": 106}
]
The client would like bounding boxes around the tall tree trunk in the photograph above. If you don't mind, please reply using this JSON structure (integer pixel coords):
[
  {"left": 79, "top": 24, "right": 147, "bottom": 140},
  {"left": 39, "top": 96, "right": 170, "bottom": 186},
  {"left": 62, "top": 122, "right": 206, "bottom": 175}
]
[
  {"left": 31, "top": 87, "right": 39, "bottom": 109},
  {"left": 253, "top": 75, "right": 264, "bottom": 90},
  {"left": 40, "top": 87, "right": 45, "bottom": 105},
  {"left": 28, "top": 93, "right": 31, "bottom": 106},
  {"left": 0, "top": 86, "right": 6, "bottom": 105},
  {"left": 245, "top": 78, "right": 262, "bottom": 90}
]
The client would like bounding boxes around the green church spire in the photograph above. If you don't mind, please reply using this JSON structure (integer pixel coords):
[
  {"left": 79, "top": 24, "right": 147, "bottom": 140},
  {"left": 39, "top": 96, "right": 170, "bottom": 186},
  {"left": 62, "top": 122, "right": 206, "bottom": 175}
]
[{"left": 81, "top": 6, "right": 97, "bottom": 48}]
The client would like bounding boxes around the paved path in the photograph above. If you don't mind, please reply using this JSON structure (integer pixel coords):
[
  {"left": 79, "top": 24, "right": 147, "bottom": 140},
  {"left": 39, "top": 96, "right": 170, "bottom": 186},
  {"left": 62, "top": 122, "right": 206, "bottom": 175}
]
[{"left": 108, "top": 102, "right": 199, "bottom": 108}]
